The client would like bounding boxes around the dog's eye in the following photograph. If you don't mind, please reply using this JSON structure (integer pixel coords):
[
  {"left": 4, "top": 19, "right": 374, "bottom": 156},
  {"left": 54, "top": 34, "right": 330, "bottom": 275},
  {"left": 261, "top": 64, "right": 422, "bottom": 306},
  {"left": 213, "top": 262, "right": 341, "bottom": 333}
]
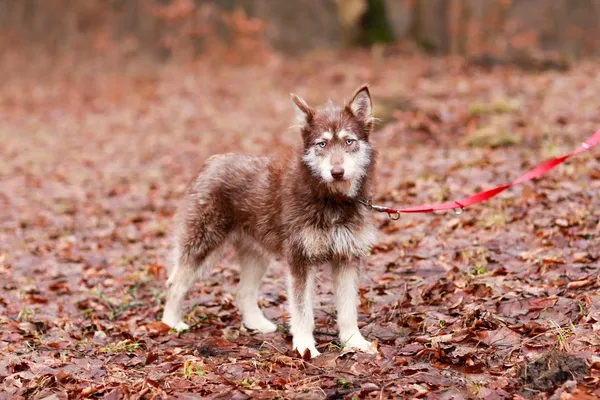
[
  {"left": 345, "top": 139, "right": 356, "bottom": 145},
  {"left": 317, "top": 142, "right": 326, "bottom": 148}
]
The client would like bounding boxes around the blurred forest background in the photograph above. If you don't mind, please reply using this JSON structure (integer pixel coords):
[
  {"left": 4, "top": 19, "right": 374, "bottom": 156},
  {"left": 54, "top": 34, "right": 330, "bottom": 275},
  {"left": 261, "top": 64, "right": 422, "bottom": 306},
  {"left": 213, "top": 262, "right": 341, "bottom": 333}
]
[{"left": 2, "top": 0, "right": 600, "bottom": 75}]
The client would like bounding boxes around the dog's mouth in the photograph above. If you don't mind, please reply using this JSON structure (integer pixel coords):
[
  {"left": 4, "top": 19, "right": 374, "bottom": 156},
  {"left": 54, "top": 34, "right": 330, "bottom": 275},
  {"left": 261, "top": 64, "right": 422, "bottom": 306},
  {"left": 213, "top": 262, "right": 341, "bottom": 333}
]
[
  {"left": 331, "top": 178, "right": 348, "bottom": 184},
  {"left": 327, "top": 179, "right": 352, "bottom": 194}
]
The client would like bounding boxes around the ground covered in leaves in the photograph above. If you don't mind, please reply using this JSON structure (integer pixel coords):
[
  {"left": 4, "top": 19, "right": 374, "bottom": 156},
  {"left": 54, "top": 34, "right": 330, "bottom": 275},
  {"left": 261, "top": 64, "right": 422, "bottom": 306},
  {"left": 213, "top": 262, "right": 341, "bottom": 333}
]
[{"left": 1, "top": 50, "right": 599, "bottom": 399}]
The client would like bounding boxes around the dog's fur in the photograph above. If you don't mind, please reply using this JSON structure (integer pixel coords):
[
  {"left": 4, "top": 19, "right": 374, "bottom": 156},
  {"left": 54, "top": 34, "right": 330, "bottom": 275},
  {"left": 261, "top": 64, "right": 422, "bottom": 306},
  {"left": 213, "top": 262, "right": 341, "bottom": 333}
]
[{"left": 161, "top": 85, "right": 377, "bottom": 358}]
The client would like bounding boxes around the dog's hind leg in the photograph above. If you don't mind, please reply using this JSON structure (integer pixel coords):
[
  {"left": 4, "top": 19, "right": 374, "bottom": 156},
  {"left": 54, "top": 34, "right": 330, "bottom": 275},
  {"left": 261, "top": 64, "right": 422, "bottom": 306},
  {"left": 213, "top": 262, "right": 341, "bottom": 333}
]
[
  {"left": 235, "top": 239, "right": 277, "bottom": 333},
  {"left": 162, "top": 204, "right": 231, "bottom": 332},
  {"left": 161, "top": 249, "right": 196, "bottom": 332}
]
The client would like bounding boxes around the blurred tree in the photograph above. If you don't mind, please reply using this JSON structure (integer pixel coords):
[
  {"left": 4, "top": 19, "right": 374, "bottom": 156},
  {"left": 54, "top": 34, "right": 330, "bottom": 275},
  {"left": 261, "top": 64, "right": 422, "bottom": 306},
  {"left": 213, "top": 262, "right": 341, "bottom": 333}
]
[
  {"left": 1, "top": 0, "right": 600, "bottom": 64},
  {"left": 360, "top": 0, "right": 395, "bottom": 45}
]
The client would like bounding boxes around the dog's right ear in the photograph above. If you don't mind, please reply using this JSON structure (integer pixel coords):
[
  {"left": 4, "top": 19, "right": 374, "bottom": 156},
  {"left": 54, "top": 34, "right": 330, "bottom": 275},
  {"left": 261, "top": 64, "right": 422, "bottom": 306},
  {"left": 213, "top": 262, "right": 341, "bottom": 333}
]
[{"left": 290, "top": 93, "right": 315, "bottom": 126}]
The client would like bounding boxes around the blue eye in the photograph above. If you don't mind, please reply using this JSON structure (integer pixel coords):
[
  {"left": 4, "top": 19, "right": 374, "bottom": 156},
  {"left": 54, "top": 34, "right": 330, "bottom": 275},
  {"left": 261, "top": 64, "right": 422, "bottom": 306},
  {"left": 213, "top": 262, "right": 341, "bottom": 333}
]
[
  {"left": 317, "top": 142, "right": 326, "bottom": 148},
  {"left": 345, "top": 139, "right": 355, "bottom": 145}
]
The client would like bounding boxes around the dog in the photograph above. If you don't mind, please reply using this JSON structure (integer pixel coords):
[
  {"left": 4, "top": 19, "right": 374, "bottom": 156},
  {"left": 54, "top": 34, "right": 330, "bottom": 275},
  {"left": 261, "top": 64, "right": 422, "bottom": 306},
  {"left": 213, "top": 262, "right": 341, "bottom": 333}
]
[{"left": 161, "top": 85, "right": 378, "bottom": 358}]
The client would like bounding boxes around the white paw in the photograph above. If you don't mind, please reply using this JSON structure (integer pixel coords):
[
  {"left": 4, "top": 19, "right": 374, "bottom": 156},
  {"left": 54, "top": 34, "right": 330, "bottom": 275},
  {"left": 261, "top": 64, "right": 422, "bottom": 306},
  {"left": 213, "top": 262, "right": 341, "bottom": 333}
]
[
  {"left": 342, "top": 333, "right": 377, "bottom": 354},
  {"left": 162, "top": 315, "right": 190, "bottom": 332},
  {"left": 243, "top": 316, "right": 277, "bottom": 334},
  {"left": 171, "top": 321, "right": 190, "bottom": 332},
  {"left": 293, "top": 336, "right": 321, "bottom": 359}
]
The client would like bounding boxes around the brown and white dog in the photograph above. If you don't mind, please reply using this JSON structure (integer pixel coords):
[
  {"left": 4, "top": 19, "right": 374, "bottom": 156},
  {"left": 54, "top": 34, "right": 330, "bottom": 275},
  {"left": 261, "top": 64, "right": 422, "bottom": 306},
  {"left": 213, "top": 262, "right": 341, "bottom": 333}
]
[{"left": 162, "top": 85, "right": 378, "bottom": 358}]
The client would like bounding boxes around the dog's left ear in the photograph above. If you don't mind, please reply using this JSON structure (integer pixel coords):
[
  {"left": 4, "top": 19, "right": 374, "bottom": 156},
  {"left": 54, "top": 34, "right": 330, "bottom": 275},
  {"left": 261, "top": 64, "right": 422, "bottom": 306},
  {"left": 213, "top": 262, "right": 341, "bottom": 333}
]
[
  {"left": 348, "top": 84, "right": 372, "bottom": 121},
  {"left": 290, "top": 93, "right": 315, "bottom": 126}
]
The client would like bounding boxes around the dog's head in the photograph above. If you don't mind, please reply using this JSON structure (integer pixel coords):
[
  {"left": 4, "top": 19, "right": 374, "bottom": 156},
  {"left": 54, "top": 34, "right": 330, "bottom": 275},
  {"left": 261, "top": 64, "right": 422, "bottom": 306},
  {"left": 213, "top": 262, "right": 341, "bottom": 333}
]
[{"left": 291, "top": 84, "right": 375, "bottom": 198}]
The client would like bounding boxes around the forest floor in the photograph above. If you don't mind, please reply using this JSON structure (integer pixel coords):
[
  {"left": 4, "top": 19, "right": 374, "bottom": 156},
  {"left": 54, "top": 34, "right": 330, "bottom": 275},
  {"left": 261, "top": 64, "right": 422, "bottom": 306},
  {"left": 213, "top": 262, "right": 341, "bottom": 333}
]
[{"left": 1, "top": 49, "right": 599, "bottom": 399}]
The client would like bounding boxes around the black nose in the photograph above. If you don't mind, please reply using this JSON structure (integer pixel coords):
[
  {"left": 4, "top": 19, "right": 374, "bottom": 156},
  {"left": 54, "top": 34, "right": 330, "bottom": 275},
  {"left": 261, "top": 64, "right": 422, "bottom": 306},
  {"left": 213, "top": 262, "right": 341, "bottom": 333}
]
[{"left": 331, "top": 167, "right": 345, "bottom": 180}]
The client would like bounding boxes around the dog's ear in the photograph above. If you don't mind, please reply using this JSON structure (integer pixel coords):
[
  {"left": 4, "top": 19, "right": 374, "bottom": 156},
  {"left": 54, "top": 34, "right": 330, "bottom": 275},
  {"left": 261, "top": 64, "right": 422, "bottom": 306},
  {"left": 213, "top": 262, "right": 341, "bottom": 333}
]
[
  {"left": 348, "top": 84, "right": 372, "bottom": 121},
  {"left": 290, "top": 93, "right": 314, "bottom": 125}
]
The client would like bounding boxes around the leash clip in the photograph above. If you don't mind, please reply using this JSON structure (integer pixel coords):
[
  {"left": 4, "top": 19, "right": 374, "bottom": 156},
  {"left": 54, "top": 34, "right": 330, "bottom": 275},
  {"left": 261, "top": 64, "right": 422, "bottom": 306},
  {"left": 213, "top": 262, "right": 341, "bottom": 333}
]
[
  {"left": 359, "top": 198, "right": 401, "bottom": 220},
  {"left": 358, "top": 198, "right": 375, "bottom": 210}
]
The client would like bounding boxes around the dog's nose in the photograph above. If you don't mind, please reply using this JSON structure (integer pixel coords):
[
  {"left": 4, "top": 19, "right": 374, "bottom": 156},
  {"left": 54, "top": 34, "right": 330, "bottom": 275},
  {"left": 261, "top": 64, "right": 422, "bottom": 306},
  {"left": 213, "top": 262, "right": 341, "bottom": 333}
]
[{"left": 330, "top": 167, "right": 345, "bottom": 180}]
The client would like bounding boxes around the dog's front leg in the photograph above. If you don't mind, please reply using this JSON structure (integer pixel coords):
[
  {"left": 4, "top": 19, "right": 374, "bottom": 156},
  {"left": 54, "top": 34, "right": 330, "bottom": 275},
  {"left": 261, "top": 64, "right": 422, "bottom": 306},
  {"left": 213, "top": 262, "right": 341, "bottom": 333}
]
[
  {"left": 333, "top": 262, "right": 376, "bottom": 354},
  {"left": 287, "top": 264, "right": 320, "bottom": 358}
]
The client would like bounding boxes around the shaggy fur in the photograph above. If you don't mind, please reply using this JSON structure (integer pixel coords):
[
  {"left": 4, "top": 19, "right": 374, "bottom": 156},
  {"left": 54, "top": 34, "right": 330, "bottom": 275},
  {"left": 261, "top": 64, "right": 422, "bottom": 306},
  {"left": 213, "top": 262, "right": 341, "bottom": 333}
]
[{"left": 162, "top": 85, "right": 378, "bottom": 358}]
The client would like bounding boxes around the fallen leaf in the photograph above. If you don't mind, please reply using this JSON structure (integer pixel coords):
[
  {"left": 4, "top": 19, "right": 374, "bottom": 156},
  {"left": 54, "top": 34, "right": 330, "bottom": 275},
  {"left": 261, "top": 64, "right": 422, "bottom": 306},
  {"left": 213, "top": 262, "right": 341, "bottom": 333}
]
[
  {"left": 146, "top": 321, "right": 171, "bottom": 335},
  {"left": 477, "top": 327, "right": 521, "bottom": 348}
]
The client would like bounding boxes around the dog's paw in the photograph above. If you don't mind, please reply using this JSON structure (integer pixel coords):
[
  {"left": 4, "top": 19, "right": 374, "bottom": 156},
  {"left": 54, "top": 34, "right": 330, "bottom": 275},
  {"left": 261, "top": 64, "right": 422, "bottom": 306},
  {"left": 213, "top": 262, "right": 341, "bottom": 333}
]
[
  {"left": 293, "top": 336, "right": 321, "bottom": 359},
  {"left": 342, "top": 334, "right": 377, "bottom": 355},
  {"left": 293, "top": 345, "right": 321, "bottom": 359},
  {"left": 171, "top": 321, "right": 191, "bottom": 332},
  {"left": 162, "top": 316, "right": 190, "bottom": 332},
  {"left": 243, "top": 316, "right": 277, "bottom": 334}
]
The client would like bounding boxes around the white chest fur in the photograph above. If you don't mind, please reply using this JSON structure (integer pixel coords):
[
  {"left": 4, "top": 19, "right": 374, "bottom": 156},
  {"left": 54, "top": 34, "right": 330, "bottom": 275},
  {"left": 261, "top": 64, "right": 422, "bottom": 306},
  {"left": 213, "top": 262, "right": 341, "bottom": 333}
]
[{"left": 298, "top": 222, "right": 377, "bottom": 259}]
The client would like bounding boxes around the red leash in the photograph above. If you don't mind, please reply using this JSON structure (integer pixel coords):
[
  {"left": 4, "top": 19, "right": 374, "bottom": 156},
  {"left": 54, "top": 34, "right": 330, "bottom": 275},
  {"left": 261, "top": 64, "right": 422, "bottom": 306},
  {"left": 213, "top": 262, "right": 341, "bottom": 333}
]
[{"left": 362, "top": 129, "right": 600, "bottom": 219}]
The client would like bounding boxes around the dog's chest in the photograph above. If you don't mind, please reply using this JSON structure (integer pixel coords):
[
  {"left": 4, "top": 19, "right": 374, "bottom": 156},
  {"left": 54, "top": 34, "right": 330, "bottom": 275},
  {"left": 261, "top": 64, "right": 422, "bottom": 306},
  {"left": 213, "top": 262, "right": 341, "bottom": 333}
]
[{"left": 296, "top": 221, "right": 377, "bottom": 259}]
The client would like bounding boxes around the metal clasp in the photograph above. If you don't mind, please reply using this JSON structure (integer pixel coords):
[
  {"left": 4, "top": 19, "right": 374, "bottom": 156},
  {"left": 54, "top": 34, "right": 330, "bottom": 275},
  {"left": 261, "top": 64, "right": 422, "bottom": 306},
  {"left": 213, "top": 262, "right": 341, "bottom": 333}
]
[
  {"left": 358, "top": 198, "right": 374, "bottom": 209},
  {"left": 358, "top": 198, "right": 401, "bottom": 220}
]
